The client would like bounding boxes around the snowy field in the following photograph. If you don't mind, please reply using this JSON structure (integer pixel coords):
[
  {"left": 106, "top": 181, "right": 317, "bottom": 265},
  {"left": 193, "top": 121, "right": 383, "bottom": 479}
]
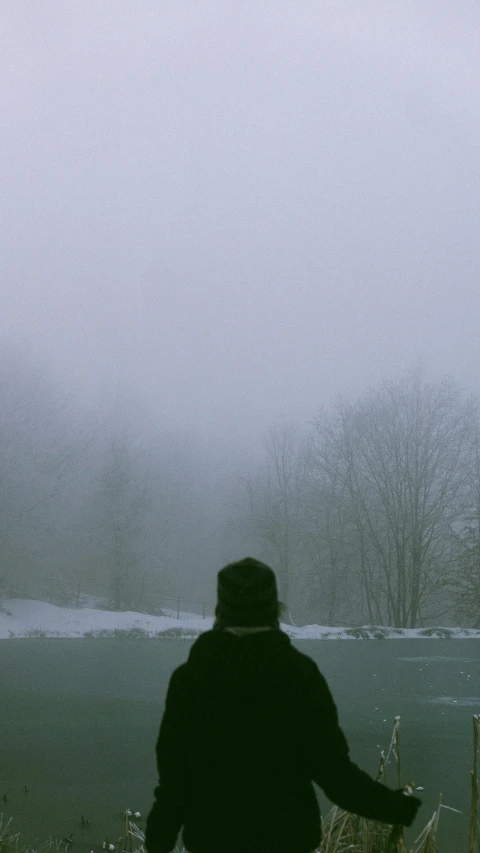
[{"left": 1, "top": 598, "right": 480, "bottom": 639}]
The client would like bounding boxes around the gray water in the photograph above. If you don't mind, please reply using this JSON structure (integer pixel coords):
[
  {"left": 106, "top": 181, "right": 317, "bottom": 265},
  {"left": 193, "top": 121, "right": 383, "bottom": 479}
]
[{"left": 1, "top": 638, "right": 478, "bottom": 853}]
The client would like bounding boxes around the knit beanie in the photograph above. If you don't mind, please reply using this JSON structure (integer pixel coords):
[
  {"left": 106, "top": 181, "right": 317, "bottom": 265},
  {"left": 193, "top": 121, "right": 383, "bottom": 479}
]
[{"left": 216, "top": 557, "right": 279, "bottom": 627}]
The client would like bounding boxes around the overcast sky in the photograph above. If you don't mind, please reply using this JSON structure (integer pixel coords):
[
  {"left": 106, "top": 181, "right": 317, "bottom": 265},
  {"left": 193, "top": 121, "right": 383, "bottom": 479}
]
[{"left": 2, "top": 1, "right": 480, "bottom": 457}]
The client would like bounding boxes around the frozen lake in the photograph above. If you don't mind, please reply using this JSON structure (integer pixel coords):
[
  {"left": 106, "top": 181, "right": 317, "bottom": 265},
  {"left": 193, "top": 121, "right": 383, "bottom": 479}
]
[{"left": 1, "top": 638, "right": 479, "bottom": 853}]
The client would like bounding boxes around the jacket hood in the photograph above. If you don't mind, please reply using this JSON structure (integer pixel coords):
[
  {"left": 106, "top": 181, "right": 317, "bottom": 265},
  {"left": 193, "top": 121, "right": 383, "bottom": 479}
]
[{"left": 186, "top": 628, "right": 293, "bottom": 691}]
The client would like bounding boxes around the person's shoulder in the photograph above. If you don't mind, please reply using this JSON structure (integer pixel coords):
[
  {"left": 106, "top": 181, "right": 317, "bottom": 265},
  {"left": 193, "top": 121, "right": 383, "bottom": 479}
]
[
  {"left": 287, "top": 644, "right": 330, "bottom": 689},
  {"left": 167, "top": 661, "right": 190, "bottom": 692},
  {"left": 288, "top": 642, "right": 318, "bottom": 671}
]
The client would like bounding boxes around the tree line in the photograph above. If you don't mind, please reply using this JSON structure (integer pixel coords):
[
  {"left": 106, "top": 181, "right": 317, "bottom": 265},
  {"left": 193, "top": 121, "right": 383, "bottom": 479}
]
[
  {"left": 243, "top": 367, "right": 480, "bottom": 628},
  {"left": 0, "top": 345, "right": 228, "bottom": 612},
  {"left": 1, "top": 349, "right": 478, "bottom": 628}
]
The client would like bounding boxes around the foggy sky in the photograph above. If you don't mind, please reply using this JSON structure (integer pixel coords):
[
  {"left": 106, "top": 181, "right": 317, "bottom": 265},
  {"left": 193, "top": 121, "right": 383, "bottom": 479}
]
[{"left": 2, "top": 1, "right": 480, "bottom": 457}]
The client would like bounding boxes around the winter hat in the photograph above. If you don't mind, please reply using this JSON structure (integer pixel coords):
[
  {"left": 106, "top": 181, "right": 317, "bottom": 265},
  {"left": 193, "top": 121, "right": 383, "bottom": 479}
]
[{"left": 216, "top": 557, "right": 279, "bottom": 627}]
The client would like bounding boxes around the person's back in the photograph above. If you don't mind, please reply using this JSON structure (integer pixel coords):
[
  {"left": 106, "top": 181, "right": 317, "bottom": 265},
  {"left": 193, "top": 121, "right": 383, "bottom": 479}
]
[{"left": 145, "top": 558, "right": 421, "bottom": 853}]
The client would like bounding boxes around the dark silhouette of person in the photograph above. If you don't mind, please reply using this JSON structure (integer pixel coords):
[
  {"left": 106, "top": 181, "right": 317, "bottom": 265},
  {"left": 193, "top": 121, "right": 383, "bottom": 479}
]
[{"left": 145, "top": 558, "right": 421, "bottom": 853}]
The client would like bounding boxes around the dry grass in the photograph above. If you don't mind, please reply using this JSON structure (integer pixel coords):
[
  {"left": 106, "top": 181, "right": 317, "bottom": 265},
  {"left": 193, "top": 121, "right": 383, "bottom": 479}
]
[
  {"left": 1, "top": 715, "right": 479, "bottom": 853},
  {"left": 316, "top": 714, "right": 480, "bottom": 853}
]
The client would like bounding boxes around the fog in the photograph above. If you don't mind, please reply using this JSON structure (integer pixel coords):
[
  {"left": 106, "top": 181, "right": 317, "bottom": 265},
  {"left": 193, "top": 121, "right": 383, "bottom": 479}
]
[{"left": 2, "top": 2, "right": 480, "bottom": 621}]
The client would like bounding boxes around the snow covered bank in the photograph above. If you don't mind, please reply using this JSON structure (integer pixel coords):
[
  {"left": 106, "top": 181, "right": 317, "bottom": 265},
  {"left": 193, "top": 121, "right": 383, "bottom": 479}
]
[{"left": 1, "top": 599, "right": 480, "bottom": 639}]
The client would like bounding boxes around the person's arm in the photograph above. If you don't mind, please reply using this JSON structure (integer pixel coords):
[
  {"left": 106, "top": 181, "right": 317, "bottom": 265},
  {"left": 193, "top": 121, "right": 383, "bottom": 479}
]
[
  {"left": 303, "top": 660, "right": 420, "bottom": 826},
  {"left": 145, "top": 667, "right": 190, "bottom": 853}
]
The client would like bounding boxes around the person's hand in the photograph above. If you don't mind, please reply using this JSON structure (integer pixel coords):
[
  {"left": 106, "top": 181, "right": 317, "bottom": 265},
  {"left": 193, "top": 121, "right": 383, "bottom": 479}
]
[{"left": 392, "top": 788, "right": 422, "bottom": 826}]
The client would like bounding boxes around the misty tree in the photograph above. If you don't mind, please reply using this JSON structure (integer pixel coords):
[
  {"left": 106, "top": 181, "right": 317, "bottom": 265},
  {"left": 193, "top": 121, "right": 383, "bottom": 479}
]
[
  {"left": 241, "top": 422, "right": 309, "bottom": 619},
  {"left": 311, "top": 368, "right": 478, "bottom": 628},
  {"left": 144, "top": 430, "right": 212, "bottom": 605},
  {"left": 454, "top": 521, "right": 480, "bottom": 627},
  {"left": 0, "top": 346, "right": 95, "bottom": 599},
  {"left": 74, "top": 421, "right": 241, "bottom": 615},
  {"left": 300, "top": 426, "right": 359, "bottom": 626},
  {"left": 91, "top": 428, "right": 151, "bottom": 610},
  {"left": 452, "top": 428, "right": 480, "bottom": 627}
]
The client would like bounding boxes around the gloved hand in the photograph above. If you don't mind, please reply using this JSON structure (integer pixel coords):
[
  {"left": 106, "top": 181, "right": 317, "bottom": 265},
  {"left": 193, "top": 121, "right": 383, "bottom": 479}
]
[{"left": 391, "top": 788, "right": 422, "bottom": 826}]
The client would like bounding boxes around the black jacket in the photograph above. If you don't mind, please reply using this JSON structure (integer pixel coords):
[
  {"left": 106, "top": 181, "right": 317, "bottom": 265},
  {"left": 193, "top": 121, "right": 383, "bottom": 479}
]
[{"left": 145, "top": 629, "right": 417, "bottom": 853}]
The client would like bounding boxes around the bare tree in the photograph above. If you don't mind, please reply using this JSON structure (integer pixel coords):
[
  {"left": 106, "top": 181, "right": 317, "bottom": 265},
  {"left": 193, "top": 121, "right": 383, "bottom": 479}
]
[
  {"left": 241, "top": 422, "right": 309, "bottom": 620},
  {"left": 0, "top": 346, "right": 95, "bottom": 599},
  {"left": 143, "top": 430, "right": 210, "bottom": 604},
  {"left": 311, "top": 368, "right": 478, "bottom": 627},
  {"left": 90, "top": 428, "right": 151, "bottom": 610},
  {"left": 301, "top": 421, "right": 360, "bottom": 625},
  {"left": 452, "top": 426, "right": 480, "bottom": 627}
]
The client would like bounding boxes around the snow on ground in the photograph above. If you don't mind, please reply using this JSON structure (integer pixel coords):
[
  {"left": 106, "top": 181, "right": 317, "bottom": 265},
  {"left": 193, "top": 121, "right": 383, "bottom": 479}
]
[{"left": 1, "top": 598, "right": 480, "bottom": 639}]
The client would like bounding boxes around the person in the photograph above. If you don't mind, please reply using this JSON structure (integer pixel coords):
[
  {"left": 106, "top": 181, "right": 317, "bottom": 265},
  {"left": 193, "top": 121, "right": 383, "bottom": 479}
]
[{"left": 145, "top": 558, "right": 421, "bottom": 853}]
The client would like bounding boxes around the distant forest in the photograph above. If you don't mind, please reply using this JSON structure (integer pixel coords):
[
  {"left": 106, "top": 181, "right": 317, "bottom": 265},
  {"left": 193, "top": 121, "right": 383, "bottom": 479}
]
[{"left": 1, "top": 345, "right": 479, "bottom": 629}]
